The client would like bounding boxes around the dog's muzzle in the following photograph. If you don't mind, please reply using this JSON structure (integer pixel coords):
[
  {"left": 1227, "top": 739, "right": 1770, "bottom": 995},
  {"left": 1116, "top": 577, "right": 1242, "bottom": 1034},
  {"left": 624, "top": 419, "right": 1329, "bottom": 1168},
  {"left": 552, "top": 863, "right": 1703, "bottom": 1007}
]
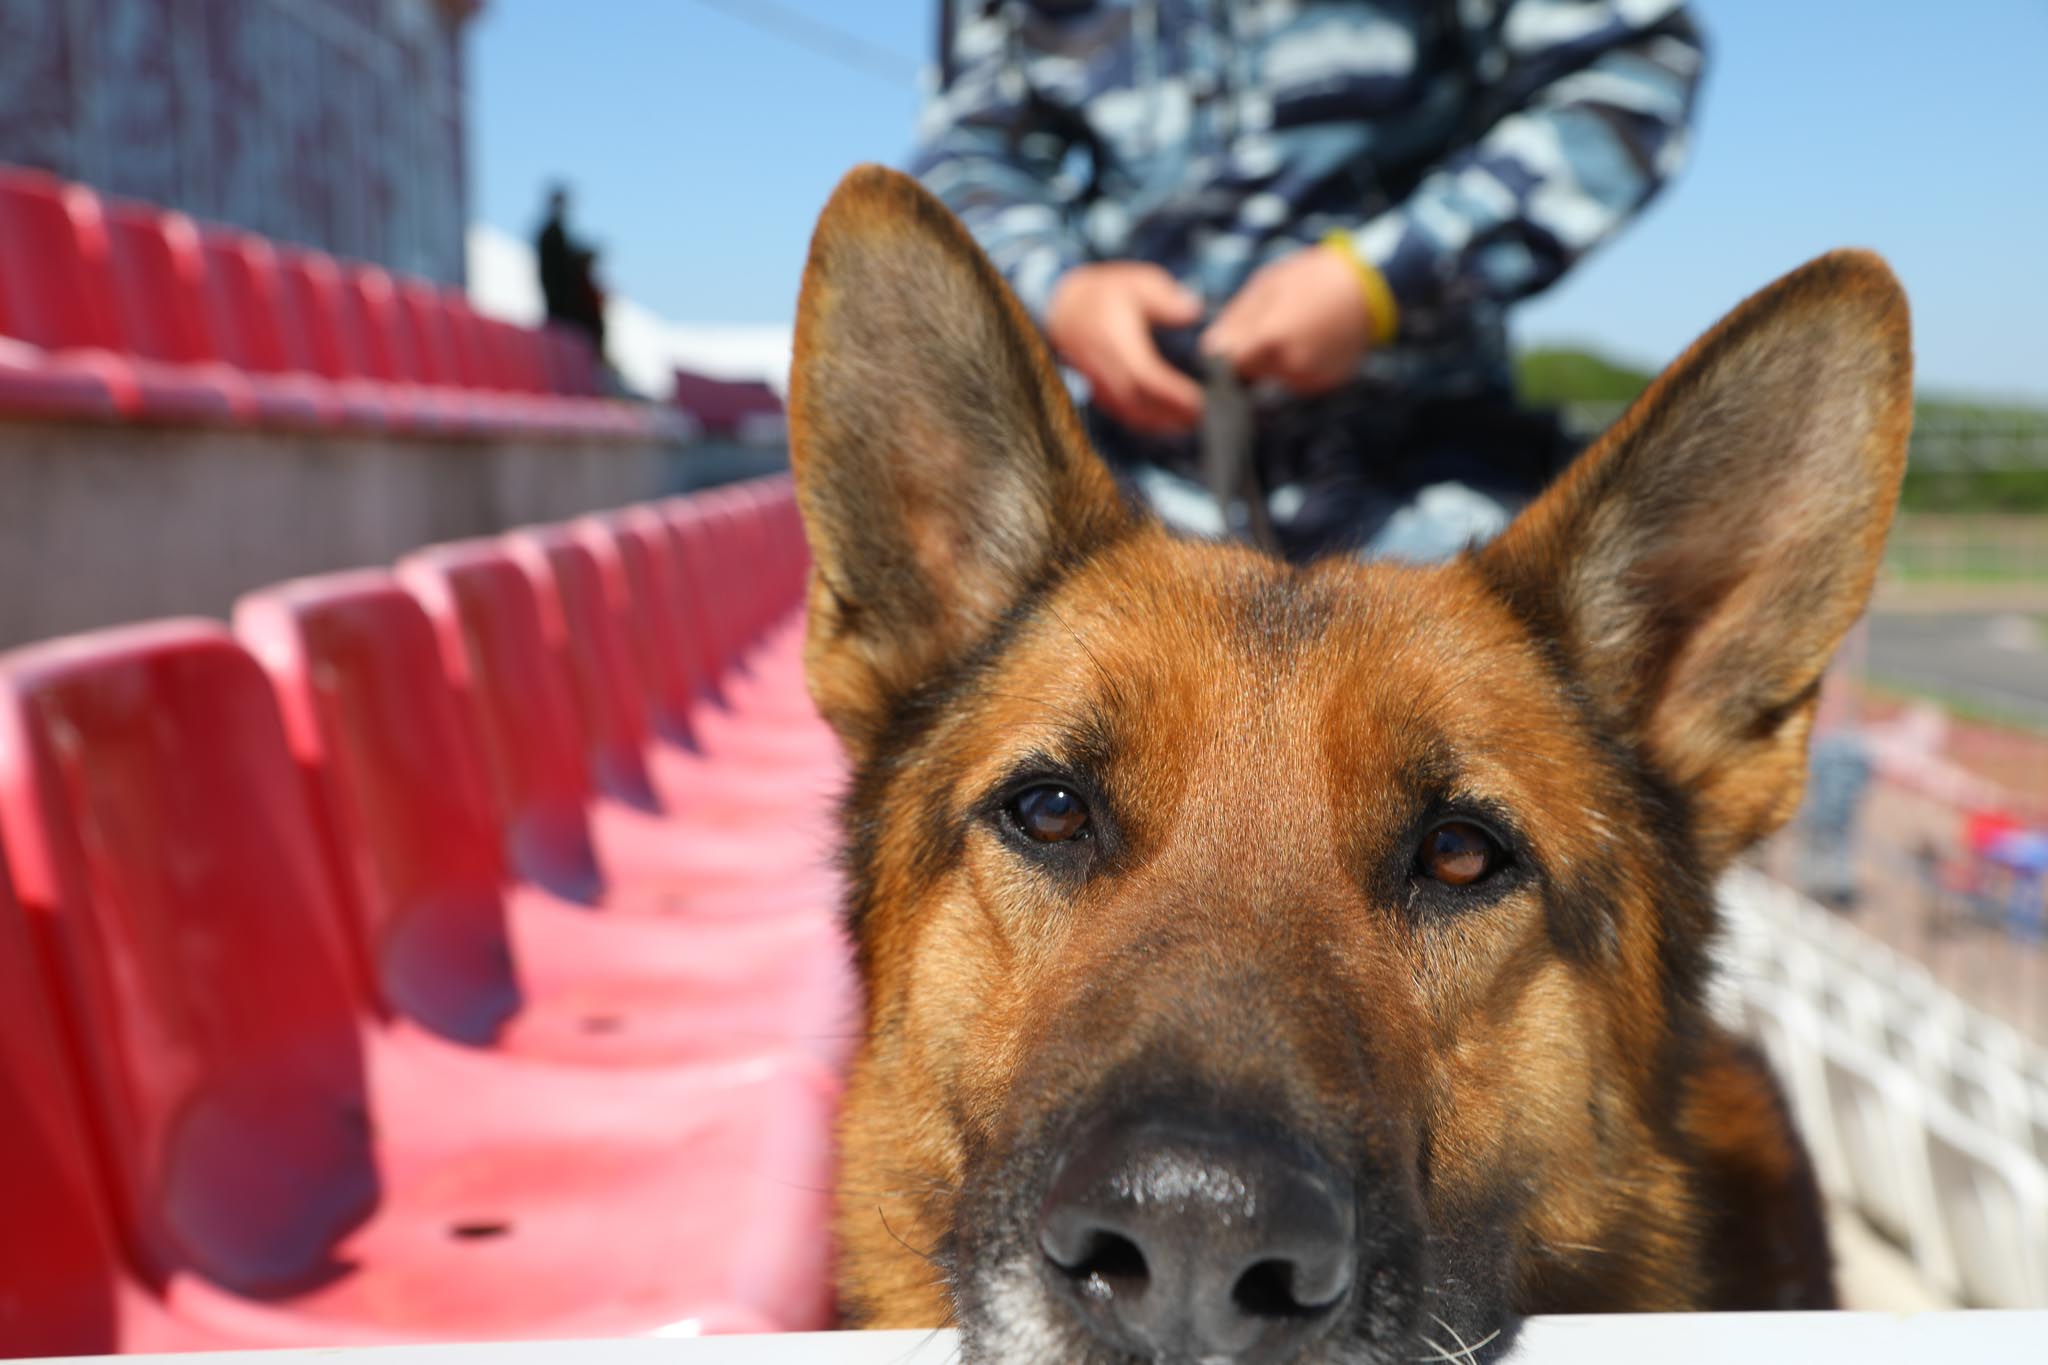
[{"left": 1036, "top": 1114, "right": 1357, "bottom": 1362}]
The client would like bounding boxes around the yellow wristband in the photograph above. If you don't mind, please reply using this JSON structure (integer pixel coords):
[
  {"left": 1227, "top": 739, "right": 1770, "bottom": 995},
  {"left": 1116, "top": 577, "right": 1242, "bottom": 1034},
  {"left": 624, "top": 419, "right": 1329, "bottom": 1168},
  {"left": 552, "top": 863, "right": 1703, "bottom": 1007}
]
[{"left": 1322, "top": 229, "right": 1399, "bottom": 347}]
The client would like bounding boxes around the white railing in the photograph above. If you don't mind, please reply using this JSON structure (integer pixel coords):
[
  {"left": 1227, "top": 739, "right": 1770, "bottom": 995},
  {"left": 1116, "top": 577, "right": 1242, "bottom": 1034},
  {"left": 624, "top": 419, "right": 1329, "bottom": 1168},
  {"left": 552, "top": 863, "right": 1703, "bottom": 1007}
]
[{"left": 1718, "top": 865, "right": 2048, "bottom": 1309}]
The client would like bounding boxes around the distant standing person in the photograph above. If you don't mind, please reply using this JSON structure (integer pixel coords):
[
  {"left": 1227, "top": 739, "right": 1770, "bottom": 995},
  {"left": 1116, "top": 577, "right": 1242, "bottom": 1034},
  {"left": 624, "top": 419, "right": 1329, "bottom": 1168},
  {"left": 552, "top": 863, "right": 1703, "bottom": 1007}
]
[
  {"left": 571, "top": 246, "right": 608, "bottom": 363},
  {"left": 535, "top": 184, "right": 608, "bottom": 367},
  {"left": 536, "top": 185, "right": 579, "bottom": 326}
]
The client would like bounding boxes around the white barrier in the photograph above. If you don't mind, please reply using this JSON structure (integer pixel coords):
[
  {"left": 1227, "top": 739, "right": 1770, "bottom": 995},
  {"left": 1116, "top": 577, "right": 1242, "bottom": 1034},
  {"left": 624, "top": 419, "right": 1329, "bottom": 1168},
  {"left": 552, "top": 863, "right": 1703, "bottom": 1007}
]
[
  {"left": 26, "top": 1312, "right": 2048, "bottom": 1363},
  {"left": 1719, "top": 866, "right": 2048, "bottom": 1307}
]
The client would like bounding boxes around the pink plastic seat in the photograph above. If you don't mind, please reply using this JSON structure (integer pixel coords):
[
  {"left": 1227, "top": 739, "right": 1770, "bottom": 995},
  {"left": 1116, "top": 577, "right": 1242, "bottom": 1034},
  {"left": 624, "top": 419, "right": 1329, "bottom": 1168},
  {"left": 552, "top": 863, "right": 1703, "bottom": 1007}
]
[
  {"left": 395, "top": 280, "right": 464, "bottom": 388},
  {"left": 0, "top": 334, "right": 121, "bottom": 419},
  {"left": 714, "top": 480, "right": 826, "bottom": 722},
  {"left": 0, "top": 170, "right": 234, "bottom": 424},
  {"left": 588, "top": 507, "right": 702, "bottom": 747},
  {"left": 542, "top": 324, "right": 601, "bottom": 396},
  {"left": 485, "top": 313, "right": 626, "bottom": 437},
  {"left": 0, "top": 855, "right": 231, "bottom": 1357},
  {"left": 444, "top": 297, "right": 539, "bottom": 410},
  {"left": 233, "top": 572, "right": 855, "bottom": 1068},
  {"left": 198, "top": 229, "right": 345, "bottom": 428},
  {"left": 396, "top": 539, "right": 846, "bottom": 907},
  {"left": 646, "top": 499, "right": 838, "bottom": 767},
  {"left": 96, "top": 202, "right": 261, "bottom": 417},
  {"left": 344, "top": 264, "right": 483, "bottom": 435},
  {"left": 508, "top": 522, "right": 842, "bottom": 830},
  {"left": 0, "top": 621, "right": 838, "bottom": 1342},
  {"left": 392, "top": 279, "right": 506, "bottom": 437},
  {"left": 276, "top": 249, "right": 402, "bottom": 430}
]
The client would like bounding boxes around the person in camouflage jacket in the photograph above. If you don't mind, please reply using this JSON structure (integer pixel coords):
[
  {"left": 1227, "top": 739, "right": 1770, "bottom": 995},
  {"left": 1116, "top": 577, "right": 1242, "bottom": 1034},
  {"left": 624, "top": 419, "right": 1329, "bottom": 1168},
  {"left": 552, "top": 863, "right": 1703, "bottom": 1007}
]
[{"left": 912, "top": 0, "right": 1706, "bottom": 560}]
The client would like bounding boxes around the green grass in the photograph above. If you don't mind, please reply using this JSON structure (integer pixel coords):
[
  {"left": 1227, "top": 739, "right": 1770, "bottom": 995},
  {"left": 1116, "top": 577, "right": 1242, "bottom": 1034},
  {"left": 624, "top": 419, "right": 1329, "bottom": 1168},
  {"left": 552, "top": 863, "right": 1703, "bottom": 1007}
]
[
  {"left": 1517, "top": 346, "right": 2048, "bottom": 511},
  {"left": 1900, "top": 465, "right": 2048, "bottom": 513},
  {"left": 1512, "top": 347, "right": 1651, "bottom": 405}
]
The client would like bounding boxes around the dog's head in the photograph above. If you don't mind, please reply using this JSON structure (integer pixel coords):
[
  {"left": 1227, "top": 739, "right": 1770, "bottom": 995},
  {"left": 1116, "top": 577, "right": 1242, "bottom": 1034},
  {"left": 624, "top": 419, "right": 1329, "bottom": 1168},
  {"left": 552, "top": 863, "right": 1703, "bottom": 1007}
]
[{"left": 790, "top": 166, "right": 1909, "bottom": 1363}]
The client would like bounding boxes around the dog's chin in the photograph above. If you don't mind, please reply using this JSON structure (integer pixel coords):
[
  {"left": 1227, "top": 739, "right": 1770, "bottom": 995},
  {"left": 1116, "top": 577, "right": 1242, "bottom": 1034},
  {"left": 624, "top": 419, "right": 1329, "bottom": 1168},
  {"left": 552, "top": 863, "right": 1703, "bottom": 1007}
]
[
  {"left": 950, "top": 1241, "right": 1478, "bottom": 1365},
  {"left": 942, "top": 1227, "right": 1490, "bottom": 1365}
]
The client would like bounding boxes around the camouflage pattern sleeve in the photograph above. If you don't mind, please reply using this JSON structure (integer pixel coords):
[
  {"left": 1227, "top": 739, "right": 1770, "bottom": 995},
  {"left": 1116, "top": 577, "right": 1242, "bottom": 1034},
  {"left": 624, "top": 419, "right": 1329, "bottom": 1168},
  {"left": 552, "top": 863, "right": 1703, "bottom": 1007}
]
[
  {"left": 1353, "top": 1, "right": 1706, "bottom": 340},
  {"left": 909, "top": 1, "right": 1098, "bottom": 324}
]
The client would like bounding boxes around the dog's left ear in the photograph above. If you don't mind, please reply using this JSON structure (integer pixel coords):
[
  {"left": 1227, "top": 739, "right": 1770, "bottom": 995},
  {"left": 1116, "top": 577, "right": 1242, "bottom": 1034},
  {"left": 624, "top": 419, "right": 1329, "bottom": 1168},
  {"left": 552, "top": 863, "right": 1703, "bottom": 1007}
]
[
  {"left": 788, "top": 165, "right": 1128, "bottom": 754},
  {"left": 1479, "top": 251, "right": 1912, "bottom": 870}
]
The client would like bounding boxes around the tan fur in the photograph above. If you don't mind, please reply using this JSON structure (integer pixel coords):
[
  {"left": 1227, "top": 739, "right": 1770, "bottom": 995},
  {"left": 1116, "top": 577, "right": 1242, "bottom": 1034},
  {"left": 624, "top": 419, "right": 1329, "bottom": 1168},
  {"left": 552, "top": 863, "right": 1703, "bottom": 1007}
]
[{"left": 791, "top": 166, "right": 1910, "bottom": 1358}]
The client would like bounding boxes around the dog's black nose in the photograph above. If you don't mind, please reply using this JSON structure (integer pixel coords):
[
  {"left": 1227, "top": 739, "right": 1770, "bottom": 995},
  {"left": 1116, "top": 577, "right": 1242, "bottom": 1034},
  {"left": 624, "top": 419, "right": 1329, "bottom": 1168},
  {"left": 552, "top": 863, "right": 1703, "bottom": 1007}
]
[{"left": 1038, "top": 1118, "right": 1355, "bottom": 1361}]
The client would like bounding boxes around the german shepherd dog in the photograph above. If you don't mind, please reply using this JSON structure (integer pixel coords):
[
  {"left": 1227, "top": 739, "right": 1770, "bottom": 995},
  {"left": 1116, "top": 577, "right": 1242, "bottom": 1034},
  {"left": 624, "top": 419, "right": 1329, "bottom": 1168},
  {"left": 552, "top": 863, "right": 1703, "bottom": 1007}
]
[{"left": 787, "top": 166, "right": 1911, "bottom": 1363}]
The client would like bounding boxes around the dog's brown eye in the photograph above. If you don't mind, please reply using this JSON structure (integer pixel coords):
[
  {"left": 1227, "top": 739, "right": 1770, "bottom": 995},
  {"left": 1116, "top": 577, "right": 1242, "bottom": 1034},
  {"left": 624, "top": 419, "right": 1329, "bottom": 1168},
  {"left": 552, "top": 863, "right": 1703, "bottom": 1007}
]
[
  {"left": 1419, "top": 822, "right": 1498, "bottom": 886},
  {"left": 1011, "top": 785, "right": 1089, "bottom": 843}
]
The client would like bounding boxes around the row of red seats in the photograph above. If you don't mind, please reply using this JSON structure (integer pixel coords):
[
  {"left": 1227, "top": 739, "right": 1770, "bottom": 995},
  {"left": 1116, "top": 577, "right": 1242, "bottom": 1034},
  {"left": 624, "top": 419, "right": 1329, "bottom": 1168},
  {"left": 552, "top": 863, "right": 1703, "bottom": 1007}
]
[
  {"left": 0, "top": 475, "right": 854, "bottom": 1357},
  {"left": 0, "top": 164, "right": 662, "bottom": 440}
]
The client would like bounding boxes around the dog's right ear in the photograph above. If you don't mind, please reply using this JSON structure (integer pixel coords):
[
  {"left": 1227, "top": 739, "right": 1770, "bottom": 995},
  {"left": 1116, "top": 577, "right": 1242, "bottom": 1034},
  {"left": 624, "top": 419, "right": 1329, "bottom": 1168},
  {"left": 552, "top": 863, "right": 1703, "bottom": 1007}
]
[
  {"left": 1478, "top": 251, "right": 1912, "bottom": 872},
  {"left": 788, "top": 165, "right": 1128, "bottom": 753}
]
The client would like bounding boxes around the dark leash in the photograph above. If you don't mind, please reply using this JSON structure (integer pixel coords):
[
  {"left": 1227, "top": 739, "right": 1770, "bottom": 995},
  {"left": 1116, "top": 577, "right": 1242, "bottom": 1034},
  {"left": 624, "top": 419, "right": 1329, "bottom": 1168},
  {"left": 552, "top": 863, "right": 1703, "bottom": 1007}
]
[
  {"left": 1155, "top": 325, "right": 1277, "bottom": 556},
  {"left": 1197, "top": 353, "right": 1280, "bottom": 555}
]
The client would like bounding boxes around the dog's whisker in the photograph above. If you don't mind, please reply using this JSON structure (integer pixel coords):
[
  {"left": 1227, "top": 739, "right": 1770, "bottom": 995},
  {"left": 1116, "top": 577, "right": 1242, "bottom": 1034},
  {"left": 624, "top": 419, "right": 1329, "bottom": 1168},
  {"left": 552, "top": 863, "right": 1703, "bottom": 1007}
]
[
  {"left": 1413, "top": 1333, "right": 1465, "bottom": 1364},
  {"left": 876, "top": 1205, "right": 948, "bottom": 1271},
  {"left": 1461, "top": 1328, "right": 1502, "bottom": 1359},
  {"left": 1425, "top": 1311, "right": 1500, "bottom": 1365}
]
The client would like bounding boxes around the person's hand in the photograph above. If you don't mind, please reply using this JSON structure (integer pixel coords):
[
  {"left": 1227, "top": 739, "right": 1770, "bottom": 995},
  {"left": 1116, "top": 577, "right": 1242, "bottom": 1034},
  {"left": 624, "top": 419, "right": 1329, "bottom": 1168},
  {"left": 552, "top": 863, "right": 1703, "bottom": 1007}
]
[
  {"left": 1045, "top": 262, "right": 1205, "bottom": 435},
  {"left": 1201, "top": 243, "right": 1378, "bottom": 394}
]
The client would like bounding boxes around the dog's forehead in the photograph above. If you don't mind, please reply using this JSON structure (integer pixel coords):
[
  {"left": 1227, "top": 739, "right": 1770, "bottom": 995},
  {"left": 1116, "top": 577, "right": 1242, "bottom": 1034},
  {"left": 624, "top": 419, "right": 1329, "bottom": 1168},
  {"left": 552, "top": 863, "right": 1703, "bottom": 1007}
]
[
  {"left": 958, "top": 530, "right": 1583, "bottom": 798},
  {"left": 1004, "top": 534, "right": 1545, "bottom": 714}
]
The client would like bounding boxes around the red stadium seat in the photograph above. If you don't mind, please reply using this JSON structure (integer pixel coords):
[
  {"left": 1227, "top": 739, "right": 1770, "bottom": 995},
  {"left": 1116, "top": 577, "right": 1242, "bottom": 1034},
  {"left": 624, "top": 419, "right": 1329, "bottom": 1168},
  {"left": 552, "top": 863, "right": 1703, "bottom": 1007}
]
[
  {"left": 698, "top": 489, "right": 780, "bottom": 659},
  {"left": 688, "top": 492, "right": 814, "bottom": 690},
  {"left": 0, "top": 164, "right": 651, "bottom": 439},
  {"left": 98, "top": 200, "right": 330, "bottom": 430},
  {"left": 582, "top": 507, "right": 708, "bottom": 746},
  {"left": 0, "top": 334, "right": 120, "bottom": 419},
  {"left": 490, "top": 317, "right": 549, "bottom": 394},
  {"left": 394, "top": 279, "right": 464, "bottom": 388},
  {"left": 0, "top": 621, "right": 839, "bottom": 1342},
  {"left": 507, "top": 525, "right": 664, "bottom": 810},
  {"left": 198, "top": 229, "right": 347, "bottom": 427},
  {"left": 233, "top": 572, "right": 854, "bottom": 1067},
  {"left": 541, "top": 323, "right": 601, "bottom": 396},
  {"left": 656, "top": 498, "right": 837, "bottom": 767},
  {"left": 0, "top": 856, "right": 232, "bottom": 1357},
  {"left": 276, "top": 248, "right": 402, "bottom": 430},
  {"left": 0, "top": 170, "right": 234, "bottom": 423},
  {"left": 98, "top": 205, "right": 220, "bottom": 369},
  {"left": 441, "top": 294, "right": 498, "bottom": 390},
  {"left": 668, "top": 496, "right": 751, "bottom": 685},
  {"left": 566, "top": 510, "right": 838, "bottom": 847},
  {"left": 506, "top": 522, "right": 841, "bottom": 829},
  {"left": 340, "top": 264, "right": 476, "bottom": 434},
  {"left": 437, "top": 295, "right": 594, "bottom": 435},
  {"left": 395, "top": 539, "right": 846, "bottom": 907}
]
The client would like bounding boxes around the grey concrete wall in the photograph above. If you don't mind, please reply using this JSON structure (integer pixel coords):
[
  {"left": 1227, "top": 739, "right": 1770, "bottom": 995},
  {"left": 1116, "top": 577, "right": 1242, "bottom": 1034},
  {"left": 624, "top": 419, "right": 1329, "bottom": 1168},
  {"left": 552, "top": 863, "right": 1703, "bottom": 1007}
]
[{"left": 0, "top": 424, "right": 667, "bottom": 647}]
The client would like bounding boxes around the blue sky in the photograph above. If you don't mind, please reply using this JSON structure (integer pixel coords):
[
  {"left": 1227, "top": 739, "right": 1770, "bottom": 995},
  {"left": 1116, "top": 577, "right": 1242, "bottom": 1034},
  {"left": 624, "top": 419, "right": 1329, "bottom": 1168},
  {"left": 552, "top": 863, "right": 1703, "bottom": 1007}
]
[{"left": 472, "top": 1, "right": 2048, "bottom": 402}]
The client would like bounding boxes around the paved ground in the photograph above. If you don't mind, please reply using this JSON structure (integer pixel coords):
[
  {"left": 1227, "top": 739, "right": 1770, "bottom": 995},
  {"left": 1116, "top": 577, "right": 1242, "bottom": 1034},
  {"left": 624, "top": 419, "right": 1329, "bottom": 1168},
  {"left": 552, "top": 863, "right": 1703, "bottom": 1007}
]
[{"left": 1863, "top": 609, "right": 2048, "bottom": 728}]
